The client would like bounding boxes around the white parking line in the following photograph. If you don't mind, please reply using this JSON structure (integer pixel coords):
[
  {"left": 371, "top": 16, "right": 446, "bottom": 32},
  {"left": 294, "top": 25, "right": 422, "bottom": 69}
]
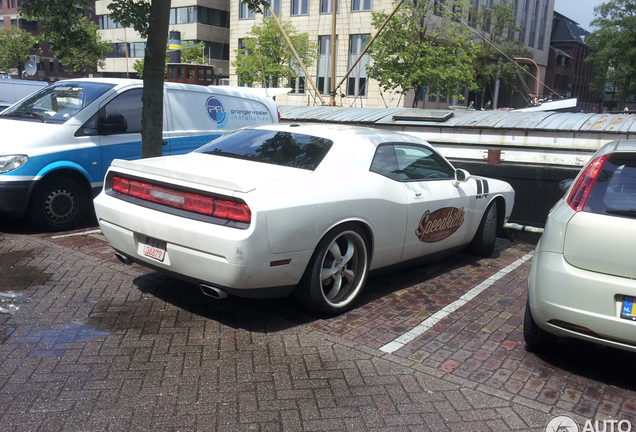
[
  {"left": 50, "top": 229, "right": 102, "bottom": 239},
  {"left": 379, "top": 252, "right": 533, "bottom": 354}
]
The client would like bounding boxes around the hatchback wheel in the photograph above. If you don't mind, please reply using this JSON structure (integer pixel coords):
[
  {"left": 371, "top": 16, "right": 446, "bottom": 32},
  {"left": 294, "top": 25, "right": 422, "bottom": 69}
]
[
  {"left": 295, "top": 224, "right": 369, "bottom": 315},
  {"left": 523, "top": 302, "right": 557, "bottom": 352}
]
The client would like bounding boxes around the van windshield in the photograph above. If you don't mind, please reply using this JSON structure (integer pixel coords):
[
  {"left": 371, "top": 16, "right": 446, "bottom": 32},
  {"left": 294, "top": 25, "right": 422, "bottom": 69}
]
[{"left": 0, "top": 81, "right": 115, "bottom": 124}]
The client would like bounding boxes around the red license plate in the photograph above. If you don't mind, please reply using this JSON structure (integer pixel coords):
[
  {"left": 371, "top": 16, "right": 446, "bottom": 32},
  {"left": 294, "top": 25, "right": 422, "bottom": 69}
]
[{"left": 143, "top": 237, "right": 166, "bottom": 262}]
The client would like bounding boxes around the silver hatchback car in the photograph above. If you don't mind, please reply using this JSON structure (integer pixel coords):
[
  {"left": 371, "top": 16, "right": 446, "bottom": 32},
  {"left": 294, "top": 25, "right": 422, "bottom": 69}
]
[{"left": 525, "top": 140, "right": 636, "bottom": 353}]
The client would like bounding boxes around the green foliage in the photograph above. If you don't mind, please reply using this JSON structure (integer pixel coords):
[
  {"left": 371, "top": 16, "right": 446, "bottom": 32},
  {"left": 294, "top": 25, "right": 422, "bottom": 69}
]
[
  {"left": 233, "top": 18, "right": 317, "bottom": 88},
  {"left": 19, "top": 0, "right": 111, "bottom": 74},
  {"left": 366, "top": 0, "right": 478, "bottom": 107},
  {"left": 132, "top": 59, "right": 145, "bottom": 78},
  {"left": 180, "top": 41, "right": 206, "bottom": 64},
  {"left": 107, "top": 0, "right": 152, "bottom": 39},
  {"left": 0, "top": 26, "right": 38, "bottom": 73},
  {"left": 586, "top": 0, "right": 636, "bottom": 104},
  {"left": 470, "top": 2, "right": 528, "bottom": 92}
]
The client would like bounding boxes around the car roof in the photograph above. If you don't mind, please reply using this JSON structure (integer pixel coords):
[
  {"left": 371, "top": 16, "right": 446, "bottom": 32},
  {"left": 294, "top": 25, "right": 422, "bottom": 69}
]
[
  {"left": 597, "top": 140, "right": 636, "bottom": 156},
  {"left": 250, "top": 123, "right": 430, "bottom": 147}
]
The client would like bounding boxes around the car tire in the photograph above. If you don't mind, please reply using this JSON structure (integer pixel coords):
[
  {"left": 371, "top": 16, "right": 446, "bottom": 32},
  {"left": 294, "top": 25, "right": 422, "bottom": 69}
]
[
  {"left": 294, "top": 224, "right": 370, "bottom": 315},
  {"left": 523, "top": 302, "right": 557, "bottom": 352},
  {"left": 27, "top": 176, "right": 88, "bottom": 232},
  {"left": 468, "top": 201, "right": 497, "bottom": 257}
]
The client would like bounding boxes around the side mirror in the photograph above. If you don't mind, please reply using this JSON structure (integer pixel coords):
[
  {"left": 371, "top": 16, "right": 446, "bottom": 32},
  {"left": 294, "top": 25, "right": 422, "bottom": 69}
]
[
  {"left": 559, "top": 179, "right": 574, "bottom": 193},
  {"left": 99, "top": 113, "right": 128, "bottom": 135},
  {"left": 453, "top": 169, "right": 470, "bottom": 188}
]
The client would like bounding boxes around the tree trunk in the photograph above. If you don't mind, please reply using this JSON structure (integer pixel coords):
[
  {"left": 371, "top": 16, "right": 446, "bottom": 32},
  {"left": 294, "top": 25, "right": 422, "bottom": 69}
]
[
  {"left": 620, "top": 75, "right": 632, "bottom": 110},
  {"left": 412, "top": 86, "right": 421, "bottom": 108},
  {"left": 141, "top": 0, "right": 171, "bottom": 159}
]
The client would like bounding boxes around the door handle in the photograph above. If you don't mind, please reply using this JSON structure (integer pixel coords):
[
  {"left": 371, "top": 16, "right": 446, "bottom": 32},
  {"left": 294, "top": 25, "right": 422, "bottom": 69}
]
[
  {"left": 414, "top": 192, "right": 423, "bottom": 199},
  {"left": 162, "top": 141, "right": 168, "bottom": 146}
]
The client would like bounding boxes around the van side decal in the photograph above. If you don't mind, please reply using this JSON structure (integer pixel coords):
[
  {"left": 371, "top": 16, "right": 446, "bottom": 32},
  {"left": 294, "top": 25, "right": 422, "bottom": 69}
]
[{"left": 206, "top": 96, "right": 228, "bottom": 128}]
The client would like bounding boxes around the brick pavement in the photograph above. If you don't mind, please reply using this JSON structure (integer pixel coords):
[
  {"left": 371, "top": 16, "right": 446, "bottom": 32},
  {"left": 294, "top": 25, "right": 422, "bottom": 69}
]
[{"left": 0, "top": 229, "right": 635, "bottom": 431}]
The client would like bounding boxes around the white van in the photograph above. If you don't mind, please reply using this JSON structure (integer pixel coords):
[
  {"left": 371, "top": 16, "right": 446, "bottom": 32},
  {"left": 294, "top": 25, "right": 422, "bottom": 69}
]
[
  {"left": 0, "top": 79, "right": 49, "bottom": 111},
  {"left": 0, "top": 78, "right": 279, "bottom": 231}
]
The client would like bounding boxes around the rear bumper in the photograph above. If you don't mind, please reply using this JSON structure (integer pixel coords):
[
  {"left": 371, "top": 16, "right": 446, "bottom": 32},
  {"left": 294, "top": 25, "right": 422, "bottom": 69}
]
[
  {"left": 0, "top": 179, "right": 35, "bottom": 215},
  {"left": 528, "top": 250, "right": 636, "bottom": 352},
  {"left": 95, "top": 192, "right": 313, "bottom": 295}
]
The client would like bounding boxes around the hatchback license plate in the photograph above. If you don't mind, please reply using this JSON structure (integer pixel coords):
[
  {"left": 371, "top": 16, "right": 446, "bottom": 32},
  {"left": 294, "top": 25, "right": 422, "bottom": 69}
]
[
  {"left": 143, "top": 237, "right": 166, "bottom": 262},
  {"left": 621, "top": 296, "right": 636, "bottom": 321}
]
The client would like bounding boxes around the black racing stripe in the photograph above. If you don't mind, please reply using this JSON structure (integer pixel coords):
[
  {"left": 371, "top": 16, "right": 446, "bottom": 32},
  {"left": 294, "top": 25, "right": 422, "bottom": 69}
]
[
  {"left": 483, "top": 179, "right": 489, "bottom": 194},
  {"left": 476, "top": 178, "right": 482, "bottom": 195}
]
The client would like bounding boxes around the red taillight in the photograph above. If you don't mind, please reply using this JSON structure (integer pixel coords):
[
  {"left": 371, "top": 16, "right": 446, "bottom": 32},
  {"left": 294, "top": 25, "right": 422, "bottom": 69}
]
[
  {"left": 111, "top": 176, "right": 251, "bottom": 223},
  {"left": 277, "top": 109, "right": 281, "bottom": 123},
  {"left": 566, "top": 155, "right": 607, "bottom": 211}
]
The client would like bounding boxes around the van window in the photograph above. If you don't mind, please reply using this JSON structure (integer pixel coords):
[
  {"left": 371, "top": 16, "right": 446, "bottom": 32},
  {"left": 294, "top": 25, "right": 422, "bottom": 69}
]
[
  {"left": 1, "top": 81, "right": 114, "bottom": 124},
  {"left": 101, "top": 89, "right": 143, "bottom": 134}
]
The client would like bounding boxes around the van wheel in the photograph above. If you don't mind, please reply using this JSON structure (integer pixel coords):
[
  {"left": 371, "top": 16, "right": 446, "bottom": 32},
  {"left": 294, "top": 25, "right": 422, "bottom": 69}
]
[
  {"left": 468, "top": 201, "right": 497, "bottom": 257},
  {"left": 28, "top": 177, "right": 88, "bottom": 232},
  {"left": 294, "top": 224, "right": 369, "bottom": 315}
]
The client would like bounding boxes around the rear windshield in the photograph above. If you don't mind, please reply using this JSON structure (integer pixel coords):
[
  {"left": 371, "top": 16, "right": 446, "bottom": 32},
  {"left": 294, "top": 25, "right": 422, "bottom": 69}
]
[
  {"left": 586, "top": 154, "right": 636, "bottom": 219},
  {"left": 196, "top": 129, "right": 333, "bottom": 170}
]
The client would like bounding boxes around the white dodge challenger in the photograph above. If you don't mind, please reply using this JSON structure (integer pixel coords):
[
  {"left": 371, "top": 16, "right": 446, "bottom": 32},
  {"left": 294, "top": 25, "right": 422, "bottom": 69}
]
[{"left": 94, "top": 123, "right": 514, "bottom": 314}]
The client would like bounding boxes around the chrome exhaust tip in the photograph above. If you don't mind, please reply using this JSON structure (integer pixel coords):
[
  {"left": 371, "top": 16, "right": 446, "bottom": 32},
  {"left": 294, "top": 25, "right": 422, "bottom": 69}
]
[
  {"left": 115, "top": 252, "right": 132, "bottom": 265},
  {"left": 199, "top": 284, "right": 228, "bottom": 300}
]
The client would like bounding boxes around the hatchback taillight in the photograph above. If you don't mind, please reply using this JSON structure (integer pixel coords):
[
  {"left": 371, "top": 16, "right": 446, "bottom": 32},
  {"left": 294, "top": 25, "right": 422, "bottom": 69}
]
[
  {"left": 111, "top": 176, "right": 251, "bottom": 223},
  {"left": 566, "top": 155, "right": 607, "bottom": 212}
]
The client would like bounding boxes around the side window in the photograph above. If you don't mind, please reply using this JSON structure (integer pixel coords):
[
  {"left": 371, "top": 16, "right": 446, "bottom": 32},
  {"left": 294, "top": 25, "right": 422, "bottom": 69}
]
[
  {"left": 100, "top": 89, "right": 143, "bottom": 135},
  {"left": 370, "top": 144, "right": 400, "bottom": 181},
  {"left": 394, "top": 144, "right": 455, "bottom": 181}
]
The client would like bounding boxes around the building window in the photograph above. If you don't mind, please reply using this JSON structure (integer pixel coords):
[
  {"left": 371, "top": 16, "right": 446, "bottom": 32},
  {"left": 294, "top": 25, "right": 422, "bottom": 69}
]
[
  {"left": 317, "top": 35, "right": 336, "bottom": 96},
  {"left": 434, "top": 0, "right": 445, "bottom": 16},
  {"left": 351, "top": 0, "right": 371, "bottom": 12},
  {"left": 321, "top": 0, "right": 339, "bottom": 14},
  {"left": 528, "top": 0, "right": 540, "bottom": 47},
  {"left": 468, "top": 0, "right": 479, "bottom": 27},
  {"left": 239, "top": 1, "right": 255, "bottom": 19},
  {"left": 429, "top": 89, "right": 437, "bottom": 102},
  {"left": 289, "top": 62, "right": 306, "bottom": 94},
  {"left": 291, "top": 0, "right": 309, "bottom": 16},
  {"left": 49, "top": 61, "right": 54, "bottom": 72},
  {"left": 59, "top": 63, "right": 64, "bottom": 73},
  {"left": 347, "top": 34, "right": 369, "bottom": 98},
  {"left": 508, "top": 0, "right": 518, "bottom": 38},
  {"left": 518, "top": 0, "right": 528, "bottom": 44},
  {"left": 98, "top": 15, "right": 123, "bottom": 30},
  {"left": 537, "top": 0, "right": 549, "bottom": 49},
  {"left": 555, "top": 74, "right": 570, "bottom": 90},
  {"left": 264, "top": 0, "right": 281, "bottom": 16}
]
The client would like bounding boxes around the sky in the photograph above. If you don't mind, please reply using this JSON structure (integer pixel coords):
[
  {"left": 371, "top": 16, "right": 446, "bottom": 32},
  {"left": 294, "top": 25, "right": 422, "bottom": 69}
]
[{"left": 553, "top": 0, "right": 606, "bottom": 32}]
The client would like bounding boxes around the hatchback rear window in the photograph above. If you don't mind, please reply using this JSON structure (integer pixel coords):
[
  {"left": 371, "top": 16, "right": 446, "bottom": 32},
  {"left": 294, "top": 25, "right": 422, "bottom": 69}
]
[
  {"left": 585, "top": 154, "right": 636, "bottom": 218},
  {"left": 196, "top": 129, "right": 332, "bottom": 170}
]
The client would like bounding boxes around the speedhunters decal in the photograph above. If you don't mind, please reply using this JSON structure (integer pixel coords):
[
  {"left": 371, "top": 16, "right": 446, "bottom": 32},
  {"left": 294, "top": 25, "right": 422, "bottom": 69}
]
[
  {"left": 415, "top": 207, "right": 465, "bottom": 242},
  {"left": 230, "top": 109, "right": 271, "bottom": 123},
  {"left": 206, "top": 96, "right": 228, "bottom": 128}
]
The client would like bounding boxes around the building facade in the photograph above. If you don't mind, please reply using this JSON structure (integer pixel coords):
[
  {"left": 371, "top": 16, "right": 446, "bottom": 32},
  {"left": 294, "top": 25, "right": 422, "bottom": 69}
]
[
  {"left": 230, "top": 0, "right": 555, "bottom": 109},
  {"left": 0, "top": 0, "right": 90, "bottom": 81},
  {"left": 544, "top": 11, "right": 600, "bottom": 112},
  {"left": 96, "top": 0, "right": 231, "bottom": 82}
]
